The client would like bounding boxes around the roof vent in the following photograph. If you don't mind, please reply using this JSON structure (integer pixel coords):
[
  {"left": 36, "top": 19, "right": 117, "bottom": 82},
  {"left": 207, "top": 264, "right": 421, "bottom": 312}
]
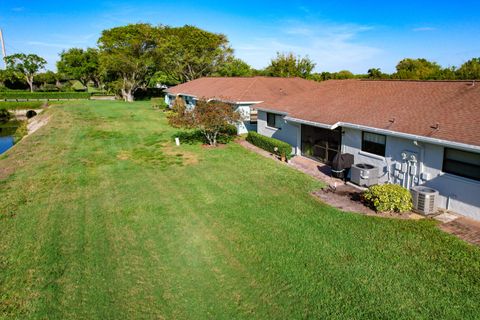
[{"left": 430, "top": 122, "right": 439, "bottom": 130}]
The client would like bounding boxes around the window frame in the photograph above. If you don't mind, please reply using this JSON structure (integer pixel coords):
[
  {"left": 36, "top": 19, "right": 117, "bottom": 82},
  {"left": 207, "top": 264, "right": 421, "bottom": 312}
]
[
  {"left": 442, "top": 148, "right": 480, "bottom": 181},
  {"left": 266, "top": 112, "right": 280, "bottom": 129},
  {"left": 361, "top": 131, "right": 386, "bottom": 157}
]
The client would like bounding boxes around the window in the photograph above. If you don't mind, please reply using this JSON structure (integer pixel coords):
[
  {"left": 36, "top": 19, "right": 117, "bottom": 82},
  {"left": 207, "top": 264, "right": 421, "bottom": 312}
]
[
  {"left": 443, "top": 148, "right": 480, "bottom": 181},
  {"left": 361, "top": 132, "right": 386, "bottom": 156},
  {"left": 267, "top": 112, "right": 280, "bottom": 129}
]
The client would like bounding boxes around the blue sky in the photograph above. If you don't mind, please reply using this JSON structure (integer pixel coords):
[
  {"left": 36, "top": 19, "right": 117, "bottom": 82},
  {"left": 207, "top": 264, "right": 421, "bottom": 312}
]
[{"left": 1, "top": 0, "right": 479, "bottom": 73}]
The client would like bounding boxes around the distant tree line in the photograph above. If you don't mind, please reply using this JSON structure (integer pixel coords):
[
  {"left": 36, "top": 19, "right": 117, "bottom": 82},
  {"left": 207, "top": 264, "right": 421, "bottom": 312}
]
[{"left": 1, "top": 22, "right": 479, "bottom": 102}]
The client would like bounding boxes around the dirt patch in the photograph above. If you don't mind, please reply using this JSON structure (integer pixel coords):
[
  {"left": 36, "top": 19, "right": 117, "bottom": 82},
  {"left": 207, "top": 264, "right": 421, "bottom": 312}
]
[
  {"left": 163, "top": 144, "right": 199, "bottom": 165},
  {"left": 201, "top": 143, "right": 227, "bottom": 149},
  {"left": 117, "top": 151, "right": 130, "bottom": 160},
  {"left": 311, "top": 186, "right": 419, "bottom": 220}
]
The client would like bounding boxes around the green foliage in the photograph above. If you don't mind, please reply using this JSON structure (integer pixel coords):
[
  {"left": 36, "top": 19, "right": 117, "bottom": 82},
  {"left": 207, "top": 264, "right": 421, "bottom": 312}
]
[
  {"left": 57, "top": 48, "right": 100, "bottom": 86},
  {"left": 0, "top": 108, "right": 11, "bottom": 123},
  {"left": 151, "top": 98, "right": 168, "bottom": 110},
  {"left": 265, "top": 52, "right": 315, "bottom": 78},
  {"left": 246, "top": 131, "right": 292, "bottom": 158},
  {"left": 393, "top": 58, "right": 443, "bottom": 80},
  {"left": 215, "top": 57, "right": 253, "bottom": 77},
  {"left": 457, "top": 57, "right": 480, "bottom": 79},
  {"left": 159, "top": 25, "right": 233, "bottom": 82},
  {"left": 168, "top": 99, "right": 241, "bottom": 146},
  {"left": 5, "top": 53, "right": 47, "bottom": 92},
  {"left": 362, "top": 184, "right": 413, "bottom": 213},
  {"left": 0, "top": 92, "right": 91, "bottom": 100},
  {"left": 148, "top": 71, "right": 181, "bottom": 87},
  {"left": 98, "top": 23, "right": 161, "bottom": 102},
  {"left": 172, "top": 125, "right": 237, "bottom": 145},
  {"left": 0, "top": 101, "right": 45, "bottom": 110}
]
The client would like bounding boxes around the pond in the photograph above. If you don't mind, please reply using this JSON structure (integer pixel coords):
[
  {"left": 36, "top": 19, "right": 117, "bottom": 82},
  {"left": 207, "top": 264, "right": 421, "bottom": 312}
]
[
  {"left": 0, "top": 135, "right": 14, "bottom": 154},
  {"left": 0, "top": 124, "right": 19, "bottom": 155}
]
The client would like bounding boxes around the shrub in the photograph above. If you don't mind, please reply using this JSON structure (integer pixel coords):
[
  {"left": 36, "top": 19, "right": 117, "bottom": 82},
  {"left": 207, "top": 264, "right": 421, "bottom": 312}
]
[
  {"left": 246, "top": 131, "right": 292, "bottom": 158},
  {"left": 151, "top": 98, "right": 169, "bottom": 110},
  {"left": 0, "top": 91, "right": 91, "bottom": 100},
  {"left": 362, "top": 184, "right": 413, "bottom": 213},
  {"left": 0, "top": 108, "right": 11, "bottom": 123},
  {"left": 173, "top": 124, "right": 237, "bottom": 145}
]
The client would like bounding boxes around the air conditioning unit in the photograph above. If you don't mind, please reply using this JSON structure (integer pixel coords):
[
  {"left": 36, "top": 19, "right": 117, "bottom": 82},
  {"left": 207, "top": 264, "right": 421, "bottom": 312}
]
[
  {"left": 411, "top": 186, "right": 439, "bottom": 215},
  {"left": 350, "top": 163, "right": 379, "bottom": 187}
]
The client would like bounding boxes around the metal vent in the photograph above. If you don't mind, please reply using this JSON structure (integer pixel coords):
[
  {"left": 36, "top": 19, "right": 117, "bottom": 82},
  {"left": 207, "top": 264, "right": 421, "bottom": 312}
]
[{"left": 411, "top": 186, "right": 439, "bottom": 215}]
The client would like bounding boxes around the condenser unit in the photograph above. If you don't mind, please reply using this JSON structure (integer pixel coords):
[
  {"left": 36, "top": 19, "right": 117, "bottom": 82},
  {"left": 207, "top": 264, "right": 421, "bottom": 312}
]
[
  {"left": 350, "top": 163, "right": 379, "bottom": 187},
  {"left": 411, "top": 186, "right": 439, "bottom": 215}
]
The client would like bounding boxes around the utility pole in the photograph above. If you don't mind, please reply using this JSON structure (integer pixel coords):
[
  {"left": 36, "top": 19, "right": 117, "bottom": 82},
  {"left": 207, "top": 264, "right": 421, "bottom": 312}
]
[{"left": 0, "top": 29, "right": 6, "bottom": 68}]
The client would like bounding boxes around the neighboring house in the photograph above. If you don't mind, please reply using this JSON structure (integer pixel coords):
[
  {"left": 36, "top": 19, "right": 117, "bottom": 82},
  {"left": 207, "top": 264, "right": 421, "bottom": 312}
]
[
  {"left": 164, "top": 77, "right": 319, "bottom": 134},
  {"left": 166, "top": 77, "right": 480, "bottom": 221}
]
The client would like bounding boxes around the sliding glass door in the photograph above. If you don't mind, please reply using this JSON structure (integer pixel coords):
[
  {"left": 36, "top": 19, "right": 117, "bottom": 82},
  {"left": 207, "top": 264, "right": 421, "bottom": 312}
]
[{"left": 301, "top": 125, "right": 342, "bottom": 164}]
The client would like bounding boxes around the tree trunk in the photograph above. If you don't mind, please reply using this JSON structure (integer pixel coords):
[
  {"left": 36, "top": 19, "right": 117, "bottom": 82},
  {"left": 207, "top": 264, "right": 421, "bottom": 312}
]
[
  {"left": 121, "top": 88, "right": 134, "bottom": 102},
  {"left": 27, "top": 76, "right": 34, "bottom": 92}
]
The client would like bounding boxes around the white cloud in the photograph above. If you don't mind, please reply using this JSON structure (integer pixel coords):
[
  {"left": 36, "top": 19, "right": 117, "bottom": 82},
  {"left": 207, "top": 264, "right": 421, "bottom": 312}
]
[
  {"left": 234, "top": 21, "right": 382, "bottom": 73},
  {"left": 412, "top": 27, "right": 436, "bottom": 32}
]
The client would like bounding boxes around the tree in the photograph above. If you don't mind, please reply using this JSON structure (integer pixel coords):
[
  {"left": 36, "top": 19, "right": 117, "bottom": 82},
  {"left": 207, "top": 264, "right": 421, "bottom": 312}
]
[
  {"left": 215, "top": 57, "right": 253, "bottom": 77},
  {"left": 265, "top": 52, "right": 316, "bottom": 78},
  {"left": 393, "top": 58, "right": 442, "bottom": 80},
  {"left": 5, "top": 53, "right": 47, "bottom": 92},
  {"left": 159, "top": 25, "right": 233, "bottom": 82},
  {"left": 457, "top": 58, "right": 480, "bottom": 80},
  {"left": 57, "top": 48, "right": 100, "bottom": 87},
  {"left": 168, "top": 99, "right": 241, "bottom": 147},
  {"left": 98, "top": 23, "right": 160, "bottom": 102},
  {"left": 367, "top": 68, "right": 386, "bottom": 79}
]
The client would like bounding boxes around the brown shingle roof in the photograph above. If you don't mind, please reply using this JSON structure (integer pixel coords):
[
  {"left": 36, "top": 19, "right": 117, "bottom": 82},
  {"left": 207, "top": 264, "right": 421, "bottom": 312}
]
[
  {"left": 166, "top": 76, "right": 319, "bottom": 105},
  {"left": 267, "top": 80, "right": 480, "bottom": 147},
  {"left": 167, "top": 77, "right": 480, "bottom": 147}
]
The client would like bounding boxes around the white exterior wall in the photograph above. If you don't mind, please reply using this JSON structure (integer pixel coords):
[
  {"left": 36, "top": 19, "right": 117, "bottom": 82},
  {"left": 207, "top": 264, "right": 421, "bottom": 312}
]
[
  {"left": 257, "top": 110, "right": 300, "bottom": 155},
  {"left": 235, "top": 105, "right": 257, "bottom": 134},
  {"left": 342, "top": 127, "right": 480, "bottom": 220}
]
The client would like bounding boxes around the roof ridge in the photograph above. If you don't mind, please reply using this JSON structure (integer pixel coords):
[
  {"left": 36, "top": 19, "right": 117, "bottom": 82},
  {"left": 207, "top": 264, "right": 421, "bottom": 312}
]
[{"left": 238, "top": 77, "right": 259, "bottom": 101}]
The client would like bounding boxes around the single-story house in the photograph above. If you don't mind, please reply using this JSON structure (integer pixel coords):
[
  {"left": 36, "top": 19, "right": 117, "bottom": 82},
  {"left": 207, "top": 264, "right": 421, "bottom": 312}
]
[
  {"left": 165, "top": 77, "right": 480, "bottom": 220},
  {"left": 164, "top": 76, "right": 319, "bottom": 134}
]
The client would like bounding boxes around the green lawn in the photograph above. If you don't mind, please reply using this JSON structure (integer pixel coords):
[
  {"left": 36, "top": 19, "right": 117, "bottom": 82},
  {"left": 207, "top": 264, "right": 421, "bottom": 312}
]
[{"left": 1, "top": 100, "right": 479, "bottom": 319}]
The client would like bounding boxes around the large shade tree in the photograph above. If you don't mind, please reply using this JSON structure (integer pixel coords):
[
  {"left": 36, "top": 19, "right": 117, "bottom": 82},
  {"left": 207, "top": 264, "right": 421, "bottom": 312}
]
[
  {"left": 98, "top": 23, "right": 160, "bottom": 102},
  {"left": 5, "top": 53, "right": 47, "bottom": 92},
  {"left": 265, "top": 52, "right": 316, "bottom": 78},
  {"left": 57, "top": 48, "right": 100, "bottom": 87},
  {"left": 159, "top": 25, "right": 233, "bottom": 83}
]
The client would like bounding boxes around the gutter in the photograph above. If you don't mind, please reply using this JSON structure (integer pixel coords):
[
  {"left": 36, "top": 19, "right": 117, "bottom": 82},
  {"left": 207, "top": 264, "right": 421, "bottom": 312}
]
[
  {"left": 284, "top": 116, "right": 480, "bottom": 153},
  {"left": 256, "top": 107, "right": 289, "bottom": 116}
]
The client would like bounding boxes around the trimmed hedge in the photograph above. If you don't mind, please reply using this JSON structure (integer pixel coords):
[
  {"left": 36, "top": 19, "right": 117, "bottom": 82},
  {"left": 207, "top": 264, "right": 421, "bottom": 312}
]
[
  {"left": 246, "top": 131, "right": 292, "bottom": 157},
  {"left": 0, "top": 92, "right": 91, "bottom": 100},
  {"left": 0, "top": 101, "right": 45, "bottom": 110},
  {"left": 362, "top": 184, "right": 413, "bottom": 213}
]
